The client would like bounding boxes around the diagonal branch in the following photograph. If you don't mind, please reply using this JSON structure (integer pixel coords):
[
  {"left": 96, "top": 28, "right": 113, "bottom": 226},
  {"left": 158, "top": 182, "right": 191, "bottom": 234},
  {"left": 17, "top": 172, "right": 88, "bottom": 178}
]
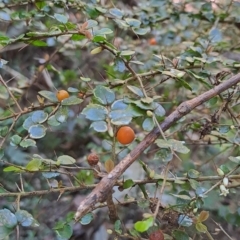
[{"left": 75, "top": 73, "right": 240, "bottom": 221}]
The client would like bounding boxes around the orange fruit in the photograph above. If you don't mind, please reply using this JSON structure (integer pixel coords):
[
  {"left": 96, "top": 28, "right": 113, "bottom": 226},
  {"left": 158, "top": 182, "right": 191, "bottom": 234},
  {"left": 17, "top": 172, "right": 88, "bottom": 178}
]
[
  {"left": 56, "top": 90, "right": 69, "bottom": 101},
  {"left": 116, "top": 126, "right": 135, "bottom": 145},
  {"left": 148, "top": 37, "right": 157, "bottom": 45}
]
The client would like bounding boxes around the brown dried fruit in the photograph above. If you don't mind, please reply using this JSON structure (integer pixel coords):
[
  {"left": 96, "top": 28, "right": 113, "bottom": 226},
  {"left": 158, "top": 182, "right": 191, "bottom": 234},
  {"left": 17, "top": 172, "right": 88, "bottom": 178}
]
[
  {"left": 149, "top": 230, "right": 164, "bottom": 240},
  {"left": 87, "top": 153, "right": 99, "bottom": 166}
]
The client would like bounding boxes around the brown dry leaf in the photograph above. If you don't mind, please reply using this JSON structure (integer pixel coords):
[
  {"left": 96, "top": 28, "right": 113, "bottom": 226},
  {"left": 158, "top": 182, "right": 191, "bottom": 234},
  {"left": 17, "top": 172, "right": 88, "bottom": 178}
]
[
  {"left": 37, "top": 95, "right": 45, "bottom": 105},
  {"left": 198, "top": 210, "right": 209, "bottom": 222},
  {"left": 105, "top": 159, "right": 114, "bottom": 173}
]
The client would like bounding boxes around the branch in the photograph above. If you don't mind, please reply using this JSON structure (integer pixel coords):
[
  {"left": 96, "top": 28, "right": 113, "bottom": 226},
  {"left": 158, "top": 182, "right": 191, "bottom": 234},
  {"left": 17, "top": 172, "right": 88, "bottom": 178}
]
[
  {"left": 75, "top": 73, "right": 240, "bottom": 220},
  {"left": 0, "top": 102, "right": 57, "bottom": 121},
  {"left": 0, "top": 185, "right": 96, "bottom": 198}
]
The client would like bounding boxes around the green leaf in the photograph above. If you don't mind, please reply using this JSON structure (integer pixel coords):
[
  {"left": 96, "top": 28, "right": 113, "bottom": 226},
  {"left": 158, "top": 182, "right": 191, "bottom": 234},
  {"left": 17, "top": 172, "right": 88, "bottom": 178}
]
[
  {"left": 109, "top": 109, "right": 132, "bottom": 121},
  {"left": 0, "top": 126, "right": 8, "bottom": 137},
  {"left": 94, "top": 28, "right": 113, "bottom": 35},
  {"left": 172, "top": 230, "right": 189, "bottom": 240},
  {"left": 228, "top": 156, "right": 240, "bottom": 164},
  {"left": 71, "top": 34, "right": 86, "bottom": 41},
  {"left": 219, "top": 125, "right": 230, "bottom": 134},
  {"left": 23, "top": 116, "right": 35, "bottom": 130},
  {"left": 47, "top": 115, "right": 61, "bottom": 126},
  {"left": 0, "top": 226, "right": 13, "bottom": 238},
  {"left": 90, "top": 121, "right": 108, "bottom": 132},
  {"left": 177, "top": 78, "right": 192, "bottom": 91},
  {"left": 80, "top": 77, "right": 91, "bottom": 82},
  {"left": 79, "top": 213, "right": 93, "bottom": 225},
  {"left": 155, "top": 139, "right": 172, "bottom": 149},
  {"left": 154, "top": 148, "right": 173, "bottom": 162},
  {"left": 55, "top": 107, "right": 68, "bottom": 123},
  {"left": 55, "top": 223, "right": 73, "bottom": 239},
  {"left": 93, "top": 85, "right": 115, "bottom": 105},
  {"left": 114, "top": 58, "right": 125, "bottom": 72},
  {"left": 114, "top": 220, "right": 122, "bottom": 234},
  {"left": 38, "top": 90, "right": 58, "bottom": 102},
  {"left": 111, "top": 99, "right": 128, "bottom": 110},
  {"left": 141, "top": 97, "right": 153, "bottom": 104},
  {"left": 114, "top": 19, "right": 129, "bottom": 28},
  {"left": 130, "top": 60, "right": 144, "bottom": 65},
  {"left": 26, "top": 159, "right": 42, "bottom": 171},
  {"left": 187, "top": 169, "right": 200, "bottom": 179},
  {"left": 142, "top": 118, "right": 154, "bottom": 131},
  {"left": 28, "top": 124, "right": 46, "bottom": 139},
  {"left": 123, "top": 179, "right": 134, "bottom": 189},
  {"left": 109, "top": 8, "right": 124, "bottom": 18},
  {"left": 110, "top": 115, "right": 132, "bottom": 125},
  {"left": 67, "top": 87, "right": 79, "bottom": 93},
  {"left": 87, "top": 19, "right": 98, "bottom": 28},
  {"left": 82, "top": 104, "right": 108, "bottom": 121},
  {"left": 219, "top": 164, "right": 230, "bottom": 174},
  {"left": 20, "top": 139, "right": 36, "bottom": 148},
  {"left": 127, "top": 85, "right": 144, "bottom": 97},
  {"left": 186, "top": 70, "right": 212, "bottom": 88},
  {"left": 57, "top": 155, "right": 76, "bottom": 165},
  {"left": 32, "top": 110, "right": 48, "bottom": 124},
  {"left": 0, "top": 209, "right": 17, "bottom": 228},
  {"left": 195, "top": 222, "right": 207, "bottom": 233},
  {"left": 209, "top": 27, "right": 222, "bottom": 43},
  {"left": 0, "top": 34, "right": 10, "bottom": 45},
  {"left": 15, "top": 210, "right": 39, "bottom": 227},
  {"left": 92, "top": 35, "right": 106, "bottom": 42},
  {"left": 171, "top": 194, "right": 191, "bottom": 200},
  {"left": 125, "top": 18, "right": 141, "bottom": 28},
  {"left": 168, "top": 139, "right": 190, "bottom": 154},
  {"left": 35, "top": 1, "right": 47, "bottom": 9},
  {"left": 133, "top": 27, "right": 150, "bottom": 35},
  {"left": 178, "top": 214, "right": 193, "bottom": 227},
  {"left": 54, "top": 13, "right": 68, "bottom": 24},
  {"left": 90, "top": 46, "right": 103, "bottom": 55},
  {"left": 152, "top": 102, "right": 165, "bottom": 117},
  {"left": 10, "top": 135, "right": 22, "bottom": 146},
  {"left": 61, "top": 96, "right": 83, "bottom": 105},
  {"left": 120, "top": 50, "right": 135, "bottom": 56},
  {"left": 42, "top": 172, "right": 60, "bottom": 179},
  {"left": 3, "top": 166, "right": 23, "bottom": 173},
  {"left": 134, "top": 217, "right": 153, "bottom": 233},
  {"left": 189, "top": 179, "right": 200, "bottom": 190},
  {"left": 31, "top": 40, "right": 48, "bottom": 46}
]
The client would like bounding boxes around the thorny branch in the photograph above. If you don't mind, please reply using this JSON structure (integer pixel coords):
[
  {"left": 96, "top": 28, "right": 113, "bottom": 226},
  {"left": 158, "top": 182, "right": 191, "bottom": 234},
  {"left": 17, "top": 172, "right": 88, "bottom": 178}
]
[
  {"left": 75, "top": 72, "right": 240, "bottom": 220},
  {"left": 0, "top": 174, "right": 240, "bottom": 198}
]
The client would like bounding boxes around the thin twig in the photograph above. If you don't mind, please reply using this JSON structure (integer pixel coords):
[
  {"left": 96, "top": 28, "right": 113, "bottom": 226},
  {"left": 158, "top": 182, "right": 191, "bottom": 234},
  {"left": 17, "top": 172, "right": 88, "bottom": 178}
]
[
  {"left": 0, "top": 75, "right": 22, "bottom": 112},
  {"left": 211, "top": 219, "right": 233, "bottom": 240}
]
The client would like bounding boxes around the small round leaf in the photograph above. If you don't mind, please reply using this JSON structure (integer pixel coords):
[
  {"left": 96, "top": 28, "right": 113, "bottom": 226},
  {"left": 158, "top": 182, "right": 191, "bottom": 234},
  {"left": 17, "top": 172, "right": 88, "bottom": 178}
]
[
  {"left": 28, "top": 125, "right": 46, "bottom": 139},
  {"left": 32, "top": 110, "right": 48, "bottom": 123},
  {"left": 80, "top": 213, "right": 94, "bottom": 225},
  {"left": 90, "top": 121, "right": 108, "bottom": 132},
  {"left": 57, "top": 155, "right": 76, "bottom": 165}
]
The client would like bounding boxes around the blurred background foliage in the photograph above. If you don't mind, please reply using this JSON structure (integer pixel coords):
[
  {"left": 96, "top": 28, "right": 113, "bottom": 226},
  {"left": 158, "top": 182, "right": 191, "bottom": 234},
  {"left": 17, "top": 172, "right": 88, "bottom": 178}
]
[{"left": 0, "top": 0, "right": 240, "bottom": 239}]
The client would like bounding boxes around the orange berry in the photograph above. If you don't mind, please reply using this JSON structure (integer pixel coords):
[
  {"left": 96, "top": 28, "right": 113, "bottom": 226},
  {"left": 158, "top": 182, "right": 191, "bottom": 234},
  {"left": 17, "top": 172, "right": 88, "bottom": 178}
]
[
  {"left": 56, "top": 90, "right": 69, "bottom": 101},
  {"left": 148, "top": 37, "right": 157, "bottom": 45},
  {"left": 149, "top": 230, "right": 164, "bottom": 240},
  {"left": 87, "top": 153, "right": 99, "bottom": 166},
  {"left": 116, "top": 126, "right": 135, "bottom": 145}
]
